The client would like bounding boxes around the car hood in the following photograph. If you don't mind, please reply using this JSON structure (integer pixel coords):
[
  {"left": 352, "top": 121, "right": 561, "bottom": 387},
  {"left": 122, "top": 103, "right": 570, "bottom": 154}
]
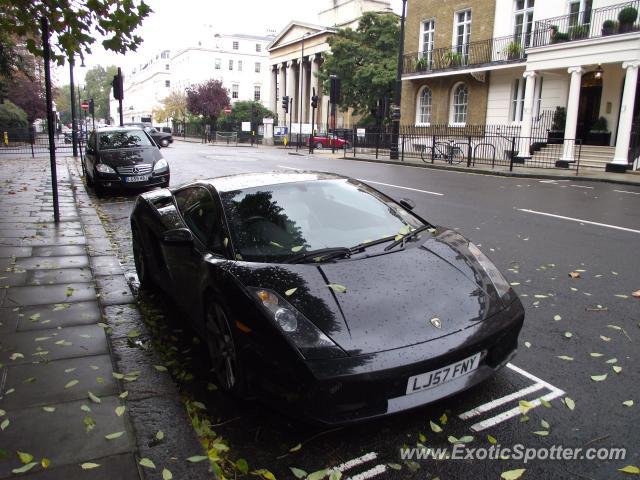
[
  {"left": 98, "top": 147, "right": 161, "bottom": 167},
  {"left": 228, "top": 229, "right": 508, "bottom": 356}
]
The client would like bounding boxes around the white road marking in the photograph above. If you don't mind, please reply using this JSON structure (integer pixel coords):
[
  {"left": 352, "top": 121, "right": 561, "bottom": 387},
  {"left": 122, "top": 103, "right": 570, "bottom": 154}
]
[
  {"left": 357, "top": 179, "right": 444, "bottom": 196},
  {"left": 458, "top": 383, "right": 546, "bottom": 420},
  {"left": 518, "top": 208, "right": 640, "bottom": 234},
  {"left": 570, "top": 184, "right": 594, "bottom": 189},
  {"left": 506, "top": 363, "right": 564, "bottom": 393},
  {"left": 347, "top": 465, "right": 388, "bottom": 480},
  {"left": 277, "top": 165, "right": 302, "bottom": 170},
  {"left": 334, "top": 452, "right": 378, "bottom": 473},
  {"left": 614, "top": 189, "right": 640, "bottom": 195},
  {"left": 469, "top": 389, "right": 566, "bottom": 432}
]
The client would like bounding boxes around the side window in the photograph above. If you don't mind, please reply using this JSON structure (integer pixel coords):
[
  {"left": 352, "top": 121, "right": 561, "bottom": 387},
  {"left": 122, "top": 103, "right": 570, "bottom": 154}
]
[{"left": 174, "top": 187, "right": 224, "bottom": 253}]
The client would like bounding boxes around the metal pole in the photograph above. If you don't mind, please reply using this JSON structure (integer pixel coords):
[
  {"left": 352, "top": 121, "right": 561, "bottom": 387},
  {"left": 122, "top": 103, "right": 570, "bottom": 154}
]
[
  {"left": 69, "top": 59, "right": 78, "bottom": 157},
  {"left": 297, "top": 36, "right": 305, "bottom": 153},
  {"left": 41, "top": 17, "right": 60, "bottom": 224},
  {"left": 390, "top": 0, "right": 407, "bottom": 160}
]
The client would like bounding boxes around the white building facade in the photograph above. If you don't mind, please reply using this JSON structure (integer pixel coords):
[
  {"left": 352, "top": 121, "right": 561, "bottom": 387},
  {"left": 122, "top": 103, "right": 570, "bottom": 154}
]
[{"left": 403, "top": 0, "right": 640, "bottom": 171}]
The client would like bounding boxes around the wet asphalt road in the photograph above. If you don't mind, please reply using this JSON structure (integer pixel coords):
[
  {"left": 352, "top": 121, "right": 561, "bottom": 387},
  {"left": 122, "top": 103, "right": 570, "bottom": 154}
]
[{"left": 88, "top": 141, "right": 639, "bottom": 480}]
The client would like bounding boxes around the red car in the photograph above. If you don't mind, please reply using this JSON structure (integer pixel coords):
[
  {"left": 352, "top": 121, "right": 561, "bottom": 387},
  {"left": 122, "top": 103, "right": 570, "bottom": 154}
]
[{"left": 308, "top": 135, "right": 350, "bottom": 149}]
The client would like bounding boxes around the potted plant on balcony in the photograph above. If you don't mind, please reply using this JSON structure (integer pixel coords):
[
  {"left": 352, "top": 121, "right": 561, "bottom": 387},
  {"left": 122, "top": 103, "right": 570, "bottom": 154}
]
[
  {"left": 442, "top": 51, "right": 463, "bottom": 67},
  {"left": 602, "top": 19, "right": 617, "bottom": 36},
  {"left": 415, "top": 56, "right": 431, "bottom": 72},
  {"left": 505, "top": 42, "right": 523, "bottom": 60},
  {"left": 547, "top": 106, "right": 566, "bottom": 144},
  {"left": 550, "top": 25, "right": 570, "bottom": 43},
  {"left": 587, "top": 116, "right": 611, "bottom": 146},
  {"left": 569, "top": 24, "right": 589, "bottom": 40},
  {"left": 618, "top": 6, "right": 638, "bottom": 33}
]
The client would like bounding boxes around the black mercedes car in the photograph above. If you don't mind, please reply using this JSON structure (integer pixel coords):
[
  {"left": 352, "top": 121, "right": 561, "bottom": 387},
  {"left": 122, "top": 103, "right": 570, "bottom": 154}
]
[
  {"left": 83, "top": 127, "right": 170, "bottom": 196},
  {"left": 130, "top": 172, "right": 524, "bottom": 424}
]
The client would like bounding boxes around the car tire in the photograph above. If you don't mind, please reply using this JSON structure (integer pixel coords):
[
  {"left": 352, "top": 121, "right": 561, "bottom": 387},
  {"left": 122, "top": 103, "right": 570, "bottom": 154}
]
[
  {"left": 315, "top": 142, "right": 323, "bottom": 149},
  {"left": 205, "top": 301, "right": 247, "bottom": 396},
  {"left": 131, "top": 223, "right": 154, "bottom": 290},
  {"left": 160, "top": 138, "right": 169, "bottom": 148},
  {"left": 93, "top": 183, "right": 105, "bottom": 197}
]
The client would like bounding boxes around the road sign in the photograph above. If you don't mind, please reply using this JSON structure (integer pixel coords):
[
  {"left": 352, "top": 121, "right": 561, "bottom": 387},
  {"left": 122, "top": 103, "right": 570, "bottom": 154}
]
[
  {"left": 224, "top": 107, "right": 232, "bottom": 114},
  {"left": 80, "top": 101, "right": 89, "bottom": 111},
  {"left": 241, "top": 122, "right": 251, "bottom": 132},
  {"left": 357, "top": 128, "right": 366, "bottom": 137}
]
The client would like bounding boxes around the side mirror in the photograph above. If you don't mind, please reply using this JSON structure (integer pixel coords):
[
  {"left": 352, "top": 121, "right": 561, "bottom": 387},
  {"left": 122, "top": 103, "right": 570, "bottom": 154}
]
[
  {"left": 161, "top": 228, "right": 193, "bottom": 245},
  {"left": 399, "top": 198, "right": 416, "bottom": 210}
]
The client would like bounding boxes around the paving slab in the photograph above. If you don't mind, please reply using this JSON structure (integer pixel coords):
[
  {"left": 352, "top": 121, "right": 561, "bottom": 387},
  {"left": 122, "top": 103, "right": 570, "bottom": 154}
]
[
  {"left": 95, "top": 276, "right": 135, "bottom": 306},
  {"left": 2, "top": 282, "right": 96, "bottom": 307},
  {"left": 31, "top": 245, "right": 86, "bottom": 257},
  {"left": 0, "top": 301, "right": 102, "bottom": 333},
  {"left": 102, "top": 305, "right": 143, "bottom": 340},
  {"left": 0, "top": 396, "right": 135, "bottom": 479},
  {"left": 1, "top": 235, "right": 86, "bottom": 247},
  {"left": 0, "top": 324, "right": 108, "bottom": 365},
  {"left": 0, "top": 354, "right": 117, "bottom": 409},
  {"left": 17, "top": 453, "right": 141, "bottom": 480},
  {"left": 14, "top": 255, "right": 89, "bottom": 270},
  {"left": 0, "top": 247, "right": 32, "bottom": 258},
  {"left": 0, "top": 270, "right": 29, "bottom": 287},
  {"left": 90, "top": 256, "right": 124, "bottom": 276},
  {"left": 26, "top": 268, "right": 93, "bottom": 286}
]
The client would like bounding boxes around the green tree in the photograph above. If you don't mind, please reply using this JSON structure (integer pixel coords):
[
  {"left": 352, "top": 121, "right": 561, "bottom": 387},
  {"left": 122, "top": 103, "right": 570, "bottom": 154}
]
[
  {"left": 154, "top": 90, "right": 187, "bottom": 123},
  {"left": 54, "top": 84, "right": 72, "bottom": 125},
  {"left": 0, "top": 100, "right": 28, "bottom": 130},
  {"left": 217, "top": 101, "right": 275, "bottom": 132},
  {"left": 0, "top": 1, "right": 151, "bottom": 68},
  {"left": 83, "top": 65, "right": 117, "bottom": 121},
  {"left": 318, "top": 12, "right": 399, "bottom": 119},
  {"left": 186, "top": 79, "right": 230, "bottom": 126}
]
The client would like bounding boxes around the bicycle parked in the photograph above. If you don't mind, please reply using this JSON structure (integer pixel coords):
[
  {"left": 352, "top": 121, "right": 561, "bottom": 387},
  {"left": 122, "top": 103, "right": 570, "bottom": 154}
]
[{"left": 420, "top": 139, "right": 465, "bottom": 164}]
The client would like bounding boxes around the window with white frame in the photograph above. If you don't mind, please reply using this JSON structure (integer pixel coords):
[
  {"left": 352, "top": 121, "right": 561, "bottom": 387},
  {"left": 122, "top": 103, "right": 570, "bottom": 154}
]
[
  {"left": 215, "top": 58, "right": 221, "bottom": 70},
  {"left": 454, "top": 10, "right": 472, "bottom": 64},
  {"left": 232, "top": 84, "right": 239, "bottom": 99},
  {"left": 450, "top": 83, "right": 468, "bottom": 125},
  {"left": 229, "top": 59, "right": 233, "bottom": 70},
  {"left": 165, "top": 80, "right": 170, "bottom": 88},
  {"left": 238, "top": 60, "right": 243, "bottom": 71},
  {"left": 256, "top": 43, "right": 262, "bottom": 52},
  {"left": 569, "top": 0, "right": 593, "bottom": 26},
  {"left": 165, "top": 64, "right": 169, "bottom": 71},
  {"left": 420, "top": 19, "right": 435, "bottom": 67},
  {"left": 416, "top": 86, "right": 432, "bottom": 125},
  {"left": 255, "top": 62, "right": 261, "bottom": 73},
  {"left": 233, "top": 41, "right": 239, "bottom": 50},
  {"left": 510, "top": 78, "right": 526, "bottom": 122},
  {"left": 514, "top": 0, "right": 535, "bottom": 47},
  {"left": 254, "top": 85, "right": 261, "bottom": 101}
]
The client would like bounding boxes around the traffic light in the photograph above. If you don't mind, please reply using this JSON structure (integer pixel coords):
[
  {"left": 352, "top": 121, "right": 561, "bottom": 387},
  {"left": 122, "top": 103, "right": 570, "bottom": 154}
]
[
  {"left": 390, "top": 104, "right": 401, "bottom": 121},
  {"left": 311, "top": 95, "right": 318, "bottom": 109},
  {"left": 89, "top": 98, "right": 95, "bottom": 116},
  {"left": 282, "top": 95, "right": 289, "bottom": 112},
  {"left": 112, "top": 70, "right": 124, "bottom": 100},
  {"left": 329, "top": 75, "right": 341, "bottom": 105}
]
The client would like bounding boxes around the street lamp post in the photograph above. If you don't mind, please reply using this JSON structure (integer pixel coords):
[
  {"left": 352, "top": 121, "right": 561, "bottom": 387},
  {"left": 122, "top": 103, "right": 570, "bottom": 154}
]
[
  {"left": 297, "top": 32, "right": 310, "bottom": 152},
  {"left": 390, "top": 0, "right": 408, "bottom": 160},
  {"left": 69, "top": 59, "right": 78, "bottom": 157}
]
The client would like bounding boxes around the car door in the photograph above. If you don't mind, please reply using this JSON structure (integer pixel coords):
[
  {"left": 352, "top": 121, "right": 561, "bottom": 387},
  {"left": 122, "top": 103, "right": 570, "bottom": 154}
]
[
  {"left": 164, "top": 186, "right": 227, "bottom": 314},
  {"left": 85, "top": 131, "right": 98, "bottom": 176}
]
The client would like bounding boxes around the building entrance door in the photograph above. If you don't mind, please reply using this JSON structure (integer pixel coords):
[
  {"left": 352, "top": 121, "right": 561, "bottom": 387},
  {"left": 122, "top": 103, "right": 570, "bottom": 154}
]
[{"left": 576, "top": 72, "right": 602, "bottom": 144}]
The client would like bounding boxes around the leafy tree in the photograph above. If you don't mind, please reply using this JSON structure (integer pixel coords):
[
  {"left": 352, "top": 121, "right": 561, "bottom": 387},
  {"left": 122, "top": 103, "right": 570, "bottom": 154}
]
[
  {"left": 0, "top": 1, "right": 152, "bottom": 67},
  {"left": 186, "top": 79, "right": 229, "bottom": 125},
  {"left": 154, "top": 90, "right": 187, "bottom": 123},
  {"left": 318, "top": 12, "right": 399, "bottom": 119},
  {"left": 6, "top": 74, "right": 46, "bottom": 123},
  {"left": 82, "top": 65, "right": 117, "bottom": 121},
  {"left": 217, "top": 101, "right": 275, "bottom": 132},
  {"left": 0, "top": 100, "right": 28, "bottom": 130},
  {"left": 54, "top": 84, "right": 72, "bottom": 125}
]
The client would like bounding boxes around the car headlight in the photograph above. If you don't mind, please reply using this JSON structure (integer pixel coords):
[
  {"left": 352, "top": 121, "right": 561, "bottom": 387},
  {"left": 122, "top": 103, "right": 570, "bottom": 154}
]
[
  {"left": 95, "top": 163, "right": 116, "bottom": 174},
  {"left": 467, "top": 242, "right": 511, "bottom": 298},
  {"left": 250, "top": 288, "right": 345, "bottom": 360},
  {"left": 153, "top": 159, "right": 168, "bottom": 172}
]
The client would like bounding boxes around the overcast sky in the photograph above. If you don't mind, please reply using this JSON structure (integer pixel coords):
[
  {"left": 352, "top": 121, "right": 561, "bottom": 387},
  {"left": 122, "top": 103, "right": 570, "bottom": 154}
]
[{"left": 55, "top": 0, "right": 404, "bottom": 85}]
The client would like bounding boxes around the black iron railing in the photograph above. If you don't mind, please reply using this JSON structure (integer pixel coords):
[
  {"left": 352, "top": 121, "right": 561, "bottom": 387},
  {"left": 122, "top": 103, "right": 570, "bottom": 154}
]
[
  {"left": 403, "top": 34, "right": 527, "bottom": 75},
  {"left": 630, "top": 120, "right": 640, "bottom": 167},
  {"left": 532, "top": 0, "right": 640, "bottom": 47}
]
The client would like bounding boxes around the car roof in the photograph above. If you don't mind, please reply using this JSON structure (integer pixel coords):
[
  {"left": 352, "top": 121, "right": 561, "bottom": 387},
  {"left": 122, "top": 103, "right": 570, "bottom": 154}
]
[
  {"left": 203, "top": 171, "right": 347, "bottom": 193},
  {"left": 94, "top": 126, "right": 145, "bottom": 132}
]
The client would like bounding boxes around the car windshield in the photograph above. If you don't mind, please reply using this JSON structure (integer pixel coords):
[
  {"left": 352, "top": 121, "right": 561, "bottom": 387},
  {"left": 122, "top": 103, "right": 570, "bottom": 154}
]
[
  {"left": 220, "top": 179, "right": 425, "bottom": 263},
  {"left": 98, "top": 130, "right": 152, "bottom": 149}
]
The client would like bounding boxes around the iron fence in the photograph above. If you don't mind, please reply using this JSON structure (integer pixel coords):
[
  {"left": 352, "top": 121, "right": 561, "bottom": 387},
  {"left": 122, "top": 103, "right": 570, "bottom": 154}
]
[
  {"left": 0, "top": 128, "right": 83, "bottom": 156},
  {"left": 532, "top": 0, "right": 640, "bottom": 47}
]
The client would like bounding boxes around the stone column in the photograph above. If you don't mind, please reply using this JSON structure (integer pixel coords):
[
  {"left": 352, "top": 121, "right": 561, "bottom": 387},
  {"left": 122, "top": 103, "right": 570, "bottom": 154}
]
[
  {"left": 518, "top": 70, "right": 537, "bottom": 158},
  {"left": 561, "top": 66, "right": 583, "bottom": 162},
  {"left": 286, "top": 61, "right": 296, "bottom": 123},
  {"left": 301, "top": 58, "right": 309, "bottom": 125},
  {"left": 308, "top": 55, "right": 319, "bottom": 131},
  {"left": 609, "top": 61, "right": 639, "bottom": 171},
  {"left": 278, "top": 64, "right": 287, "bottom": 126},
  {"left": 270, "top": 66, "right": 277, "bottom": 117}
]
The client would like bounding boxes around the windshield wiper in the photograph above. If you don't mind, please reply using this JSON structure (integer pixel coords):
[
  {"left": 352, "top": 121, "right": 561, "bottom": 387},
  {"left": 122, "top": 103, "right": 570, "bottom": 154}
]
[
  {"left": 284, "top": 247, "right": 352, "bottom": 264},
  {"left": 383, "top": 225, "right": 432, "bottom": 252}
]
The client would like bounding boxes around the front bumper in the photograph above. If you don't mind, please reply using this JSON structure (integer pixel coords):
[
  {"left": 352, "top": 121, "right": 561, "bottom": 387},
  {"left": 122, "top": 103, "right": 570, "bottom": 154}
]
[
  {"left": 254, "top": 298, "right": 524, "bottom": 425},
  {"left": 95, "top": 170, "right": 169, "bottom": 190}
]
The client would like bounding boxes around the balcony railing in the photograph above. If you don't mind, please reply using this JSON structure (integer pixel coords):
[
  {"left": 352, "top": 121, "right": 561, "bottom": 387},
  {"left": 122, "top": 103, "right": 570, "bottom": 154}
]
[
  {"left": 532, "top": 0, "right": 640, "bottom": 48},
  {"left": 403, "top": 34, "right": 527, "bottom": 76}
]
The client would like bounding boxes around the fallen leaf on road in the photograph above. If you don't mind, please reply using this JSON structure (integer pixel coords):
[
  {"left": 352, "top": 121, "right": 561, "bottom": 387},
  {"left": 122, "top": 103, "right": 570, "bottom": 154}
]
[
  {"left": 80, "top": 462, "right": 100, "bottom": 469},
  {"left": 1, "top": 418, "right": 9, "bottom": 430},
  {"left": 563, "top": 332, "right": 573, "bottom": 339},
  {"left": 290, "top": 467, "right": 307, "bottom": 479},
  {"left": 64, "top": 380, "right": 79, "bottom": 389},
  {"left": 186, "top": 456, "right": 208, "bottom": 462},
  {"left": 590, "top": 352, "right": 603, "bottom": 357},
  {"left": 613, "top": 366, "right": 622, "bottom": 374},
  {"left": 564, "top": 397, "right": 576, "bottom": 411},
  {"left": 553, "top": 315, "right": 562, "bottom": 321},
  {"left": 591, "top": 374, "right": 608, "bottom": 382},
  {"left": 88, "top": 392, "right": 101, "bottom": 404},
  {"left": 533, "top": 431, "right": 549, "bottom": 436},
  {"left": 430, "top": 420, "right": 442, "bottom": 433},
  {"left": 524, "top": 341, "right": 531, "bottom": 348},
  {"left": 105, "top": 431, "right": 124, "bottom": 440},
  {"left": 285, "top": 288, "right": 297, "bottom": 296},
  {"left": 568, "top": 272, "right": 580, "bottom": 278},
  {"left": 12, "top": 462, "right": 37, "bottom": 474},
  {"left": 519, "top": 400, "right": 534, "bottom": 415},
  {"left": 115, "top": 406, "right": 125, "bottom": 417},
  {"left": 557, "top": 356, "right": 573, "bottom": 361},
  {"left": 605, "top": 358, "right": 618, "bottom": 364},
  {"left": 327, "top": 283, "right": 347, "bottom": 293},
  {"left": 487, "top": 435, "right": 497, "bottom": 444},
  {"left": 618, "top": 465, "right": 640, "bottom": 475},
  {"left": 622, "top": 400, "right": 634, "bottom": 407},
  {"left": 289, "top": 443, "right": 302, "bottom": 453},
  {"left": 17, "top": 451, "right": 33, "bottom": 464},
  {"left": 162, "top": 468, "right": 173, "bottom": 480},
  {"left": 632, "top": 290, "right": 640, "bottom": 298},
  {"left": 501, "top": 469, "right": 526, "bottom": 480},
  {"left": 139, "top": 458, "right": 155, "bottom": 469}
]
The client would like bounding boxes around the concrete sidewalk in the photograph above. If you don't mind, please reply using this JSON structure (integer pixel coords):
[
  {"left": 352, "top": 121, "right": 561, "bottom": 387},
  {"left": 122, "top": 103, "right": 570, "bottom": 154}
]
[{"left": 0, "top": 157, "right": 207, "bottom": 479}]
